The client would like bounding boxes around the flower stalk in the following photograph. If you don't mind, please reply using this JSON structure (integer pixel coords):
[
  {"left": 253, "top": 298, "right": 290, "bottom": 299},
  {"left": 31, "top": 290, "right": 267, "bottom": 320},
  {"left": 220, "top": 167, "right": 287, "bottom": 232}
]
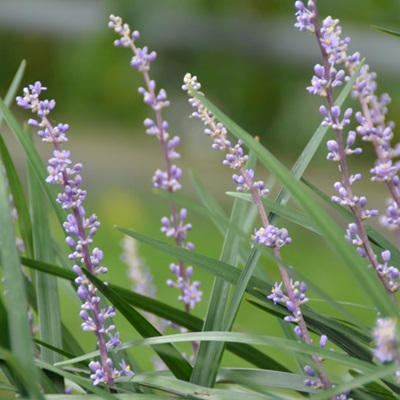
[
  {"left": 182, "top": 75, "right": 334, "bottom": 394},
  {"left": 108, "top": 15, "right": 202, "bottom": 357},
  {"left": 296, "top": 0, "right": 399, "bottom": 303},
  {"left": 16, "top": 82, "right": 133, "bottom": 385}
]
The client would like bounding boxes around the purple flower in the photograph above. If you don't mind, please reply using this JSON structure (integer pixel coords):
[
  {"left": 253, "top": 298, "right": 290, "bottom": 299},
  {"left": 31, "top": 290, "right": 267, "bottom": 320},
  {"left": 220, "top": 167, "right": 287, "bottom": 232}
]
[
  {"left": 294, "top": 1, "right": 316, "bottom": 33},
  {"left": 131, "top": 46, "right": 157, "bottom": 72},
  {"left": 304, "top": 365, "right": 315, "bottom": 377},
  {"left": 373, "top": 317, "right": 398, "bottom": 363},
  {"left": 267, "top": 282, "right": 286, "bottom": 303},
  {"left": 16, "top": 82, "right": 132, "bottom": 386},
  {"left": 303, "top": 3, "right": 400, "bottom": 297},
  {"left": 179, "top": 282, "right": 202, "bottom": 310},
  {"left": 381, "top": 199, "right": 400, "bottom": 229},
  {"left": 319, "top": 335, "right": 328, "bottom": 348},
  {"left": 110, "top": 15, "right": 201, "bottom": 318},
  {"left": 252, "top": 225, "right": 291, "bottom": 249},
  {"left": 370, "top": 160, "right": 400, "bottom": 182}
]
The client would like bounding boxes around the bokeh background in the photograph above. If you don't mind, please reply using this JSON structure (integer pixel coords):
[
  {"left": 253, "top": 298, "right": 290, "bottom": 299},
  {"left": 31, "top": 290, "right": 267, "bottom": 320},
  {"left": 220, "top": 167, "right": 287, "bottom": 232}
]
[{"left": 1, "top": 0, "right": 400, "bottom": 376}]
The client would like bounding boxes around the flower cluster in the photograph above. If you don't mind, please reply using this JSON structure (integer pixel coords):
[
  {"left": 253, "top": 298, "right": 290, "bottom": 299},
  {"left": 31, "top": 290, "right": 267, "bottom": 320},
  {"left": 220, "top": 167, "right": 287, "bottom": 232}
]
[
  {"left": 252, "top": 226, "right": 291, "bottom": 249},
  {"left": 109, "top": 15, "right": 202, "bottom": 313},
  {"left": 296, "top": 0, "right": 399, "bottom": 300},
  {"left": 294, "top": 0, "right": 316, "bottom": 33},
  {"left": 183, "top": 72, "right": 333, "bottom": 392},
  {"left": 296, "top": 0, "right": 400, "bottom": 393},
  {"left": 373, "top": 317, "right": 399, "bottom": 364},
  {"left": 373, "top": 317, "right": 400, "bottom": 382},
  {"left": 16, "top": 82, "right": 133, "bottom": 385},
  {"left": 268, "top": 280, "right": 309, "bottom": 329},
  {"left": 182, "top": 74, "right": 288, "bottom": 250}
]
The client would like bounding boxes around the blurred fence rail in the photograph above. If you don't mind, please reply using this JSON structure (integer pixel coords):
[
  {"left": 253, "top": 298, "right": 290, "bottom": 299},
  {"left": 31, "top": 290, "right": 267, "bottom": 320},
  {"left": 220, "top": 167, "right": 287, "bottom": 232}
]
[{"left": 0, "top": 1, "right": 399, "bottom": 74}]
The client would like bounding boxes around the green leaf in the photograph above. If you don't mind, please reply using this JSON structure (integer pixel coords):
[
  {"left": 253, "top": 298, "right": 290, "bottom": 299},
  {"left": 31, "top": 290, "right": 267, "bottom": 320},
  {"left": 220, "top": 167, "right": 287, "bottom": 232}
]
[
  {"left": 308, "top": 363, "right": 398, "bottom": 400},
  {"left": 44, "top": 395, "right": 183, "bottom": 400},
  {"left": 118, "top": 230, "right": 382, "bottom": 366},
  {"left": 132, "top": 372, "right": 274, "bottom": 400},
  {"left": 0, "top": 153, "right": 37, "bottom": 397},
  {"left": 27, "top": 162, "right": 64, "bottom": 390},
  {"left": 191, "top": 194, "right": 250, "bottom": 386},
  {"left": 190, "top": 171, "right": 227, "bottom": 220},
  {"left": 44, "top": 395, "right": 185, "bottom": 400},
  {"left": 0, "top": 134, "right": 34, "bottom": 257},
  {"left": 0, "top": 60, "right": 26, "bottom": 127},
  {"left": 0, "top": 346, "right": 44, "bottom": 399},
  {"left": 191, "top": 149, "right": 259, "bottom": 387},
  {"left": 121, "top": 331, "right": 381, "bottom": 374},
  {"left": 371, "top": 25, "right": 400, "bottom": 38},
  {"left": 217, "top": 368, "right": 315, "bottom": 393},
  {"left": 20, "top": 256, "right": 289, "bottom": 373}
]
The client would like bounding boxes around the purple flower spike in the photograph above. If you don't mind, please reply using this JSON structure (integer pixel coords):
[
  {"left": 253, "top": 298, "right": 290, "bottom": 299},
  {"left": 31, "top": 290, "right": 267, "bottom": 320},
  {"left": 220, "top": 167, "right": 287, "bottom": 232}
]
[
  {"left": 110, "top": 15, "right": 201, "bottom": 321},
  {"left": 16, "top": 82, "right": 133, "bottom": 386},
  {"left": 297, "top": 0, "right": 400, "bottom": 303}
]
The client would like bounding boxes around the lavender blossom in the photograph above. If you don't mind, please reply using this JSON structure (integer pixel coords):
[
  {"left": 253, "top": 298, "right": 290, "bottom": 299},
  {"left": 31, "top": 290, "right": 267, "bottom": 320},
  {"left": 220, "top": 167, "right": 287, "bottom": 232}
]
[
  {"left": 252, "top": 226, "right": 292, "bottom": 249},
  {"left": 109, "top": 15, "right": 202, "bottom": 314},
  {"left": 16, "top": 82, "right": 133, "bottom": 385},
  {"left": 183, "top": 72, "right": 334, "bottom": 390},
  {"left": 296, "top": 0, "right": 399, "bottom": 299},
  {"left": 373, "top": 317, "right": 399, "bottom": 364}
]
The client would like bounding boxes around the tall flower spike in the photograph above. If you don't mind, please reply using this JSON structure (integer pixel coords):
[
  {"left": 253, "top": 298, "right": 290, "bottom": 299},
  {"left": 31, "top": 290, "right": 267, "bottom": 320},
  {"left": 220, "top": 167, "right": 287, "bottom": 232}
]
[
  {"left": 296, "top": 0, "right": 398, "bottom": 301},
  {"left": 183, "top": 72, "right": 332, "bottom": 393},
  {"left": 16, "top": 82, "right": 133, "bottom": 385},
  {"left": 109, "top": 16, "right": 202, "bottom": 319}
]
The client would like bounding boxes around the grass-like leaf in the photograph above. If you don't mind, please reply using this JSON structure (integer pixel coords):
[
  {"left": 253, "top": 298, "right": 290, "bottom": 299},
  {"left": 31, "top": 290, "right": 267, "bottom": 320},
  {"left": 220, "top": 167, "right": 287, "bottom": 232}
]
[
  {"left": 121, "top": 332, "right": 382, "bottom": 374},
  {"left": 0, "top": 134, "right": 34, "bottom": 257},
  {"left": 0, "top": 60, "right": 26, "bottom": 127},
  {"left": 0, "top": 152, "right": 37, "bottom": 397},
  {"left": 0, "top": 347, "right": 45, "bottom": 399},
  {"left": 217, "top": 368, "right": 315, "bottom": 393},
  {"left": 371, "top": 25, "right": 400, "bottom": 38},
  {"left": 21, "top": 256, "right": 289, "bottom": 372},
  {"left": 27, "top": 162, "right": 64, "bottom": 390},
  {"left": 228, "top": 191, "right": 321, "bottom": 234},
  {"left": 44, "top": 395, "right": 185, "bottom": 400},
  {"left": 191, "top": 183, "right": 250, "bottom": 386},
  {"left": 115, "top": 229, "right": 379, "bottom": 366},
  {"left": 132, "top": 372, "right": 275, "bottom": 400}
]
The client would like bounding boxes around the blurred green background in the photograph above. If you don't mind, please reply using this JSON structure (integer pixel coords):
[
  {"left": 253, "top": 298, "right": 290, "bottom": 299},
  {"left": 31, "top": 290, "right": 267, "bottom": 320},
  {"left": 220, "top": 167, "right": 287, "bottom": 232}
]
[{"left": 1, "top": 0, "right": 400, "bottom": 377}]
